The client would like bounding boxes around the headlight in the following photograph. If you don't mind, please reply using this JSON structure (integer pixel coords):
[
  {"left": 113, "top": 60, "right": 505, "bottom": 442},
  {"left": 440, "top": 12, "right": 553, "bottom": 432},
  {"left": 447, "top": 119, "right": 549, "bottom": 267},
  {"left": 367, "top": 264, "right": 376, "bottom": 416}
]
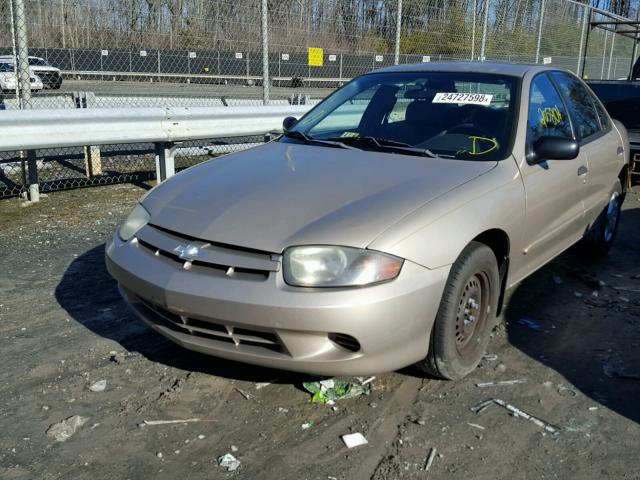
[
  {"left": 283, "top": 246, "right": 403, "bottom": 287},
  {"left": 118, "top": 204, "right": 150, "bottom": 241}
]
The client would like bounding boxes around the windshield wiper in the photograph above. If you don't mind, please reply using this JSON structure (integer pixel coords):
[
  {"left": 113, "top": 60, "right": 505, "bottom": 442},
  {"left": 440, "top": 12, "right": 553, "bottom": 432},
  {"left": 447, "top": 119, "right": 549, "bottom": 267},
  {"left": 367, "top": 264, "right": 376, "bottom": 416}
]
[
  {"left": 283, "top": 131, "right": 354, "bottom": 150},
  {"left": 326, "top": 135, "right": 445, "bottom": 158}
]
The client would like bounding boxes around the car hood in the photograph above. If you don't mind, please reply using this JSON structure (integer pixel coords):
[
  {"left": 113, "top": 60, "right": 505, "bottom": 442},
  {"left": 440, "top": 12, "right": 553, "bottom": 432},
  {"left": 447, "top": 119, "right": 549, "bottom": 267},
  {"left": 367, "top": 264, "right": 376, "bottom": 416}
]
[{"left": 143, "top": 142, "right": 496, "bottom": 253}]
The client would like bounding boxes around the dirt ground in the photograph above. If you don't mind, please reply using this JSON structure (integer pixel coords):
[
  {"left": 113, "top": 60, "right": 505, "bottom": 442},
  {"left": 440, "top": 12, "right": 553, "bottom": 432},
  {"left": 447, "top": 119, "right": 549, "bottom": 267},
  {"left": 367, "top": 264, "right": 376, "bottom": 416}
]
[{"left": 1, "top": 183, "right": 639, "bottom": 480}]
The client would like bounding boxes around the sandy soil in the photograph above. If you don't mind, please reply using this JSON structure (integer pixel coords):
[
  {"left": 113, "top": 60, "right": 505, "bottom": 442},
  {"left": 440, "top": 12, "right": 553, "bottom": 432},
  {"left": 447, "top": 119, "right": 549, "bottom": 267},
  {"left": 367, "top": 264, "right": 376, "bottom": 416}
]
[{"left": 1, "top": 183, "right": 639, "bottom": 480}]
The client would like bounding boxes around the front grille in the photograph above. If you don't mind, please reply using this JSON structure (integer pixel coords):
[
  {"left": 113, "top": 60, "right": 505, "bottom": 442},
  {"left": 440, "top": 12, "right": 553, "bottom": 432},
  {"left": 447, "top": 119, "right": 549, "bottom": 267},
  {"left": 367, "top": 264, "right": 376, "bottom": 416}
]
[
  {"left": 137, "top": 297, "right": 286, "bottom": 354},
  {"left": 135, "top": 224, "right": 279, "bottom": 281}
]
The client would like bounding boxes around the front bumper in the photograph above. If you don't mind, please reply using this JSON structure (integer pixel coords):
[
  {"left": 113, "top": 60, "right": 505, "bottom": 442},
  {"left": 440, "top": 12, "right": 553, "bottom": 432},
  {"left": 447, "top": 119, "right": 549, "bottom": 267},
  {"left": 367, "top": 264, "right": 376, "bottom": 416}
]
[{"left": 105, "top": 229, "right": 450, "bottom": 376}]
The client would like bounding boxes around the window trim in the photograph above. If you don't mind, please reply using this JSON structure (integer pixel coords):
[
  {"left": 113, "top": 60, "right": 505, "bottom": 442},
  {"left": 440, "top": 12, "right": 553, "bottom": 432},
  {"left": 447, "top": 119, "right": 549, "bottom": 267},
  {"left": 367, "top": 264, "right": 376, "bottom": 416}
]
[{"left": 548, "top": 70, "right": 610, "bottom": 146}]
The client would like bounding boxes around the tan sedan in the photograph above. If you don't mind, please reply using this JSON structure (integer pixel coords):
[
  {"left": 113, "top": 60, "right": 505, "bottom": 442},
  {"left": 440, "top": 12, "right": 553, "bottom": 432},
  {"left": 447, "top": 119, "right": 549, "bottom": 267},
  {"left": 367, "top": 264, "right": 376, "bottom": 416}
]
[{"left": 107, "top": 63, "right": 629, "bottom": 379}]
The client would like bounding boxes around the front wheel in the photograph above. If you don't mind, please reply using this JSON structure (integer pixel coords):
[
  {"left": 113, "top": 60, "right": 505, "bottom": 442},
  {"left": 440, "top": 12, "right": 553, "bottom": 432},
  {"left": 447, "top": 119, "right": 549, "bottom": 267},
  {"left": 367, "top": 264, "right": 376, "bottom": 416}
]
[
  {"left": 416, "top": 241, "right": 500, "bottom": 380},
  {"left": 582, "top": 181, "right": 623, "bottom": 256}
]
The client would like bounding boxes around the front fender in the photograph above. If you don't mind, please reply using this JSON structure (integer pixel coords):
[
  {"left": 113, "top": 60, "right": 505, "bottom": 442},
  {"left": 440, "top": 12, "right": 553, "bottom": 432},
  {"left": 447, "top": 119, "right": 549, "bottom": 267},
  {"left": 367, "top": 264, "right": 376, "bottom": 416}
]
[{"left": 369, "top": 157, "right": 525, "bottom": 271}]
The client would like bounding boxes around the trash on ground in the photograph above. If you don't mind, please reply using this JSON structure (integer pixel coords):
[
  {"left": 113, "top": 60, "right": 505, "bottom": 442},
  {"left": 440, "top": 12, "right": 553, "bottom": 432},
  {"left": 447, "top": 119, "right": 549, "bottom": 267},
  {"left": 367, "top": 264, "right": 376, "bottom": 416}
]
[
  {"left": 612, "top": 285, "right": 640, "bottom": 293},
  {"left": 218, "top": 453, "right": 241, "bottom": 472},
  {"left": 301, "top": 421, "right": 315, "bottom": 430},
  {"left": 557, "top": 385, "right": 577, "bottom": 397},
  {"left": 231, "top": 445, "right": 239, "bottom": 452},
  {"left": 46, "top": 415, "right": 90, "bottom": 442},
  {"left": 255, "top": 381, "right": 273, "bottom": 390},
  {"left": 361, "top": 376, "right": 376, "bottom": 386},
  {"left": 303, "top": 379, "right": 370, "bottom": 403},
  {"left": 467, "top": 422, "right": 485, "bottom": 430},
  {"left": 235, "top": 387, "right": 256, "bottom": 400},
  {"left": 88, "top": 379, "right": 107, "bottom": 392},
  {"left": 156, "top": 452, "right": 163, "bottom": 459},
  {"left": 471, "top": 398, "right": 559, "bottom": 434},
  {"left": 483, "top": 353, "right": 498, "bottom": 361},
  {"left": 476, "top": 379, "right": 526, "bottom": 388},
  {"left": 424, "top": 447, "right": 437, "bottom": 471},
  {"left": 518, "top": 318, "right": 541, "bottom": 332},
  {"left": 574, "top": 292, "right": 584, "bottom": 298},
  {"left": 341, "top": 432, "right": 368, "bottom": 448},
  {"left": 142, "top": 418, "right": 214, "bottom": 426},
  {"left": 576, "top": 273, "right": 602, "bottom": 290}
]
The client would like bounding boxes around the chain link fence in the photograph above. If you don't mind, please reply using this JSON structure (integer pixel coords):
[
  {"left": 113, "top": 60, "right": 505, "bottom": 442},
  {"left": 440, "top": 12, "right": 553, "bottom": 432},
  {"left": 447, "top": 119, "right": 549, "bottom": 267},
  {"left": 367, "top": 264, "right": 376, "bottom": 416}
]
[{"left": 1, "top": 0, "right": 638, "bottom": 199}]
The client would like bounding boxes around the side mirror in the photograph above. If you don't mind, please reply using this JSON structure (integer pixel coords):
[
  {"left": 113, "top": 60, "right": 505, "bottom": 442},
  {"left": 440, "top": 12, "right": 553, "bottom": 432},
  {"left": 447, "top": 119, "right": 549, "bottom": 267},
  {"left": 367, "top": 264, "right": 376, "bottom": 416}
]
[
  {"left": 282, "top": 116, "right": 298, "bottom": 133},
  {"left": 527, "top": 136, "right": 579, "bottom": 164}
]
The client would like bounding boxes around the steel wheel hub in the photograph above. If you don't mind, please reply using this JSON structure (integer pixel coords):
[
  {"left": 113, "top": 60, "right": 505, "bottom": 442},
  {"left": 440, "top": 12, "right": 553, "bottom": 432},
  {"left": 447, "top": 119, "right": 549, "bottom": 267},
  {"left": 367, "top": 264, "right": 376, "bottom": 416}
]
[{"left": 455, "top": 272, "right": 489, "bottom": 355}]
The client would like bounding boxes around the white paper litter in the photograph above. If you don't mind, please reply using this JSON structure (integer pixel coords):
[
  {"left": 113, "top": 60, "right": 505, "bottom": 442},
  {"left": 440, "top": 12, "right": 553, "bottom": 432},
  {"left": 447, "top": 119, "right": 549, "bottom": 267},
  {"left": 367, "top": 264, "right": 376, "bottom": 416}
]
[{"left": 342, "top": 432, "right": 368, "bottom": 448}]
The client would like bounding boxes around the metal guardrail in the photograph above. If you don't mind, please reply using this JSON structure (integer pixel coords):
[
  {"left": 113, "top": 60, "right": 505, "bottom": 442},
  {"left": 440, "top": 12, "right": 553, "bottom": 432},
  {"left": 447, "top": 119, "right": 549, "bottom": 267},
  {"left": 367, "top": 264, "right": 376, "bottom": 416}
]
[{"left": 0, "top": 105, "right": 311, "bottom": 201}]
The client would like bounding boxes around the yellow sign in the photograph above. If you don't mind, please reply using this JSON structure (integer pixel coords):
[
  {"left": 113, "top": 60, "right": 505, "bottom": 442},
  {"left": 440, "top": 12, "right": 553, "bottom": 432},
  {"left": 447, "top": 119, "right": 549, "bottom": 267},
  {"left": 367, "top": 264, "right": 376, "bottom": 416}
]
[{"left": 308, "top": 47, "right": 324, "bottom": 67}]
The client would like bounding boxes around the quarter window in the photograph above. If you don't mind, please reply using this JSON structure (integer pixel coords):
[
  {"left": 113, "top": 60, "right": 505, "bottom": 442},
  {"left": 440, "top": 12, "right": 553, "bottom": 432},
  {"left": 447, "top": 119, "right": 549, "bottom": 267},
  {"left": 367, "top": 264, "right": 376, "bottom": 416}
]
[
  {"left": 551, "top": 71, "right": 601, "bottom": 139},
  {"left": 527, "top": 74, "right": 573, "bottom": 145}
]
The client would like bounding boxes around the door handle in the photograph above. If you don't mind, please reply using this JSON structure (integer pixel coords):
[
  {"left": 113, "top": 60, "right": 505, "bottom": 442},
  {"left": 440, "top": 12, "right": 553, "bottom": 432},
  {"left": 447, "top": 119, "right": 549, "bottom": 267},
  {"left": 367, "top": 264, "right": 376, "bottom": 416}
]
[{"left": 577, "top": 165, "right": 588, "bottom": 176}]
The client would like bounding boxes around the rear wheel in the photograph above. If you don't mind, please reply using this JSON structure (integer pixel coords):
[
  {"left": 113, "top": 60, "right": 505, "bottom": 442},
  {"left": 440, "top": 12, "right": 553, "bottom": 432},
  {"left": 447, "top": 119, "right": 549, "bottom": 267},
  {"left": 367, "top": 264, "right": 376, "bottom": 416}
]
[
  {"left": 416, "top": 241, "right": 500, "bottom": 380},
  {"left": 582, "top": 181, "right": 623, "bottom": 256}
]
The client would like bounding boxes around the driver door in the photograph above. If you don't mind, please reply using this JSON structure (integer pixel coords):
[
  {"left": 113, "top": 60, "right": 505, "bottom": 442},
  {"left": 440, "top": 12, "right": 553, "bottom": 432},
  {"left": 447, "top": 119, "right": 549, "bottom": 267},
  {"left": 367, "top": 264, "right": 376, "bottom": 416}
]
[{"left": 517, "top": 73, "right": 587, "bottom": 277}]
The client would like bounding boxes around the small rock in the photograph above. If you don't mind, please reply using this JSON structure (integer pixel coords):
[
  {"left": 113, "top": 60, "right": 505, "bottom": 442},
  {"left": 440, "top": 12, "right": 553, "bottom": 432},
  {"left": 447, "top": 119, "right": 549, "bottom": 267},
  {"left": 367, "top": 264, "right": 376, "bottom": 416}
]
[
  {"left": 574, "top": 292, "right": 583, "bottom": 298},
  {"left": 231, "top": 445, "right": 238, "bottom": 452},
  {"left": 89, "top": 380, "right": 107, "bottom": 392},
  {"left": 46, "top": 415, "right": 89, "bottom": 442},
  {"left": 197, "top": 434, "right": 205, "bottom": 440},
  {"left": 218, "top": 453, "right": 241, "bottom": 472},
  {"left": 156, "top": 452, "right": 163, "bottom": 459}
]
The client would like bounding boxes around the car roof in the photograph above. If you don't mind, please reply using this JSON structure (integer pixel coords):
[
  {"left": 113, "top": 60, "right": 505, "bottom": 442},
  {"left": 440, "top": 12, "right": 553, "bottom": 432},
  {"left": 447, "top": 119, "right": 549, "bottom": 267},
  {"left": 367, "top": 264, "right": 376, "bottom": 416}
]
[{"left": 371, "top": 61, "right": 565, "bottom": 78}]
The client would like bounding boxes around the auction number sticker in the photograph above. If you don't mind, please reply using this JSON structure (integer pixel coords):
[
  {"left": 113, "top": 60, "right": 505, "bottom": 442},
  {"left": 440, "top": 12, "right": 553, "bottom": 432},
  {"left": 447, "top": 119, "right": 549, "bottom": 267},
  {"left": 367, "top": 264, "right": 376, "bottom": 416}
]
[{"left": 432, "top": 92, "right": 493, "bottom": 106}]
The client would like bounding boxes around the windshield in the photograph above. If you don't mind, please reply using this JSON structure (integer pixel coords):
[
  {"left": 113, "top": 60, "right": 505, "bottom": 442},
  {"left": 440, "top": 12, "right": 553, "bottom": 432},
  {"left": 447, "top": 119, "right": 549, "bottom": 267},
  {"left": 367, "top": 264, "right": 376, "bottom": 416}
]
[
  {"left": 284, "top": 71, "right": 518, "bottom": 161},
  {"left": 0, "top": 63, "right": 13, "bottom": 73}
]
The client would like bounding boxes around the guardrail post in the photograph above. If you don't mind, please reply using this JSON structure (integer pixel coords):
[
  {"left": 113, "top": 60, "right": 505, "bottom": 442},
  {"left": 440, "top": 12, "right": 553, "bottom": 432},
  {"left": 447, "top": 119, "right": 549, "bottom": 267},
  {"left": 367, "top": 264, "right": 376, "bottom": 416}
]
[
  {"left": 84, "top": 146, "right": 102, "bottom": 178},
  {"left": 27, "top": 150, "right": 39, "bottom": 202},
  {"left": 155, "top": 142, "right": 176, "bottom": 183}
]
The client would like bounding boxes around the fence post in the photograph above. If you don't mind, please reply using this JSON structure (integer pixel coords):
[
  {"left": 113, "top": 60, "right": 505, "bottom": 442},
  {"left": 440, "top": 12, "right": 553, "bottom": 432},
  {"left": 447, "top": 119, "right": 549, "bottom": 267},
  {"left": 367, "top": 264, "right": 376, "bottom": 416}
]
[
  {"left": 480, "top": 0, "right": 489, "bottom": 60},
  {"left": 535, "top": 0, "right": 545, "bottom": 64},
  {"left": 471, "top": 0, "right": 477, "bottom": 60},
  {"left": 601, "top": 30, "right": 608, "bottom": 79},
  {"left": 394, "top": 0, "right": 402, "bottom": 65},
  {"left": 607, "top": 30, "right": 615, "bottom": 79},
  {"left": 580, "top": 7, "right": 592, "bottom": 78},
  {"left": 261, "top": 0, "right": 270, "bottom": 104},
  {"left": 576, "top": 5, "right": 588, "bottom": 75},
  {"left": 12, "top": 0, "right": 39, "bottom": 202}
]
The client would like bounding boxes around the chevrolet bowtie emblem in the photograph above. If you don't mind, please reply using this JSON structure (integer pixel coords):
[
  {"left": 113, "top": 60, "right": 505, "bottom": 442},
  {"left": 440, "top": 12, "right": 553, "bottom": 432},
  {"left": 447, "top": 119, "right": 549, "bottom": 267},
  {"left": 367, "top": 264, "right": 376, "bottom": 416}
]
[{"left": 173, "top": 244, "right": 205, "bottom": 261}]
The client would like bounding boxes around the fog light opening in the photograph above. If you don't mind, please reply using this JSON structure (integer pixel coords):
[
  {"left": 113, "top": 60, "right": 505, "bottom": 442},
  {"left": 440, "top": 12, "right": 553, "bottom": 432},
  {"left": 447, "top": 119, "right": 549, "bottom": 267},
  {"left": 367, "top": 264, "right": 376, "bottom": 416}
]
[{"left": 329, "top": 333, "right": 361, "bottom": 352}]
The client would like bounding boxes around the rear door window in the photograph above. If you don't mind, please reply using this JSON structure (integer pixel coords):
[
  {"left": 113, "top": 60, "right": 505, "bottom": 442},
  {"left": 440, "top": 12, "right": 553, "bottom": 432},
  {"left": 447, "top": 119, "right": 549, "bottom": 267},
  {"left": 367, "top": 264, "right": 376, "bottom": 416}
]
[
  {"left": 551, "top": 71, "right": 601, "bottom": 140},
  {"left": 527, "top": 74, "right": 573, "bottom": 145}
]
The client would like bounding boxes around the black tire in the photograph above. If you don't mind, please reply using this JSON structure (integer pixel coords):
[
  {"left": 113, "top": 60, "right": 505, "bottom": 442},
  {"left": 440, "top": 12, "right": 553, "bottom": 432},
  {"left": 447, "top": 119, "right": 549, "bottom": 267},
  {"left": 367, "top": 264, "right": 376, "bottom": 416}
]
[
  {"left": 582, "top": 181, "right": 623, "bottom": 256},
  {"left": 416, "top": 241, "right": 500, "bottom": 380}
]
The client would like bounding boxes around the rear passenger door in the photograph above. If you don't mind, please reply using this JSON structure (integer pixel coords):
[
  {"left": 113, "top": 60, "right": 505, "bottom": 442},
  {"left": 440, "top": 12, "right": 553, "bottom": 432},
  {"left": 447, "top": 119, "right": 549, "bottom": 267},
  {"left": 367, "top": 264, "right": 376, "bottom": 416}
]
[
  {"left": 550, "top": 71, "right": 620, "bottom": 228},
  {"left": 519, "top": 73, "right": 586, "bottom": 275}
]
